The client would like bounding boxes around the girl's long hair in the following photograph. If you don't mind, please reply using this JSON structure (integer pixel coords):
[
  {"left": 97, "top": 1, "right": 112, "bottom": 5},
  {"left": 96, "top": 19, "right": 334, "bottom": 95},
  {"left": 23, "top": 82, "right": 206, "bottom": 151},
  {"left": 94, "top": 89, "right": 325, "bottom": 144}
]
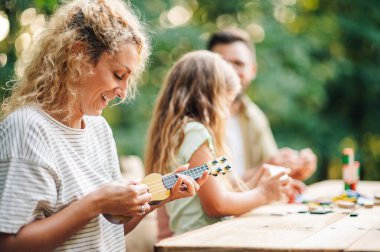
[
  {"left": 1, "top": 0, "right": 150, "bottom": 122},
  {"left": 145, "top": 50, "right": 240, "bottom": 175}
]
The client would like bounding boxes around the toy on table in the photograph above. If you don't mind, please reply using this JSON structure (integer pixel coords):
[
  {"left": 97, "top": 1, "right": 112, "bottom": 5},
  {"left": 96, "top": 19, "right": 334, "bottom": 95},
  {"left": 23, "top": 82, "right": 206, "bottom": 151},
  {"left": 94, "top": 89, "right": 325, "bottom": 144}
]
[{"left": 342, "top": 148, "right": 360, "bottom": 191}]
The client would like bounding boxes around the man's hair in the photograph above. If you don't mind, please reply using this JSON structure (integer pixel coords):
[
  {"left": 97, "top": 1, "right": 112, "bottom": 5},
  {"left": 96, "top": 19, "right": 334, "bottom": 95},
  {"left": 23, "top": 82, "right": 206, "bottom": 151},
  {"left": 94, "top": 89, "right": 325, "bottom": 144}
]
[{"left": 207, "top": 28, "right": 256, "bottom": 62}]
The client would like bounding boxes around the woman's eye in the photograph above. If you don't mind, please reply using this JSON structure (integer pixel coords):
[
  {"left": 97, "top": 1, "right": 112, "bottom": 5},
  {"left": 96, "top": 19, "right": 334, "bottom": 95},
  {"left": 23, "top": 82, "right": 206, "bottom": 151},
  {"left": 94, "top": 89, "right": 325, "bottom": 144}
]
[{"left": 114, "top": 73, "right": 123, "bottom": 80}]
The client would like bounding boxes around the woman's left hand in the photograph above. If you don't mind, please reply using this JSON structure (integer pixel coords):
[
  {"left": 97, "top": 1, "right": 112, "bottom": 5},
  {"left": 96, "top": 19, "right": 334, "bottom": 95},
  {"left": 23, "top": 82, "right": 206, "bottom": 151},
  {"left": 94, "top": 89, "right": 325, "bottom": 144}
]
[{"left": 168, "top": 164, "right": 209, "bottom": 201}]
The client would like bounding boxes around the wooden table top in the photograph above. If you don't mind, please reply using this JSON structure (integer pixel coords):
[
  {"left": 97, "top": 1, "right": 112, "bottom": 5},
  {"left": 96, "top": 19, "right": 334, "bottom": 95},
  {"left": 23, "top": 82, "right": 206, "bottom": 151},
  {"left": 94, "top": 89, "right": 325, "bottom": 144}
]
[{"left": 155, "top": 180, "right": 380, "bottom": 252}]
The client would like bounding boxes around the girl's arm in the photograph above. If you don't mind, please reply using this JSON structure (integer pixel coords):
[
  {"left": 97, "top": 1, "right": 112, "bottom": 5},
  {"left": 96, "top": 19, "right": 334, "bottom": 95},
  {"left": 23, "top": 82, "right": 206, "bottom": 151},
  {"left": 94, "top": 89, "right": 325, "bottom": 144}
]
[{"left": 193, "top": 143, "right": 287, "bottom": 217}]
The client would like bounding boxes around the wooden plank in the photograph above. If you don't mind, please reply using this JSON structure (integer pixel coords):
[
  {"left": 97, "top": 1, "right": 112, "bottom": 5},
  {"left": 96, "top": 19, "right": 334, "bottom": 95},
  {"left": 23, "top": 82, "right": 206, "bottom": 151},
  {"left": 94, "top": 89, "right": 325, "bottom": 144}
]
[
  {"left": 155, "top": 204, "right": 344, "bottom": 252},
  {"left": 155, "top": 181, "right": 380, "bottom": 252},
  {"left": 293, "top": 207, "right": 380, "bottom": 251},
  {"left": 346, "top": 207, "right": 380, "bottom": 252}
]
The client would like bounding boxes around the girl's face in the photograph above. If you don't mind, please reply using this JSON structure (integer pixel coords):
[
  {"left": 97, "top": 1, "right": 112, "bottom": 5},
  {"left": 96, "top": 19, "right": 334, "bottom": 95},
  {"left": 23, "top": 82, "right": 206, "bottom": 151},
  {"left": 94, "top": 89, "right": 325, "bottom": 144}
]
[{"left": 75, "top": 43, "right": 139, "bottom": 123}]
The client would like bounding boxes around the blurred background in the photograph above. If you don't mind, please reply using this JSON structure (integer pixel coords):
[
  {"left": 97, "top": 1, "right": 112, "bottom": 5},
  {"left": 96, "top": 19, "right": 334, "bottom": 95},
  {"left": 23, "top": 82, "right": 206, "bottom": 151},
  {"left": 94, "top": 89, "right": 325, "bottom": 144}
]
[{"left": 1, "top": 0, "right": 379, "bottom": 183}]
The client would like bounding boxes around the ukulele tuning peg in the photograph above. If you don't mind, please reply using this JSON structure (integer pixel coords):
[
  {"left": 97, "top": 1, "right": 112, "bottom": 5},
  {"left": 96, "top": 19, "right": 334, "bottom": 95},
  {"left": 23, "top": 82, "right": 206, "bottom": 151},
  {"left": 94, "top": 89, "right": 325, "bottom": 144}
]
[
  {"left": 217, "top": 167, "right": 223, "bottom": 173},
  {"left": 220, "top": 157, "right": 227, "bottom": 163},
  {"left": 225, "top": 165, "right": 232, "bottom": 170},
  {"left": 211, "top": 160, "right": 218, "bottom": 165}
]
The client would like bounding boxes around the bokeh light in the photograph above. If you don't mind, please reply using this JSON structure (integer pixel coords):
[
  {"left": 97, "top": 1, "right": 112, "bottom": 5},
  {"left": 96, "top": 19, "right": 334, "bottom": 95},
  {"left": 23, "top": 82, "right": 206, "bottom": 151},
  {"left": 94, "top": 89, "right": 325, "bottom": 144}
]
[
  {"left": 0, "top": 12, "right": 10, "bottom": 42},
  {"left": 274, "top": 6, "right": 296, "bottom": 23},
  {"left": 15, "top": 33, "right": 32, "bottom": 53},
  {"left": 20, "top": 8, "right": 36, "bottom": 26},
  {"left": 0, "top": 53, "right": 7, "bottom": 68},
  {"left": 167, "top": 5, "right": 193, "bottom": 27},
  {"left": 246, "top": 23, "right": 265, "bottom": 43}
]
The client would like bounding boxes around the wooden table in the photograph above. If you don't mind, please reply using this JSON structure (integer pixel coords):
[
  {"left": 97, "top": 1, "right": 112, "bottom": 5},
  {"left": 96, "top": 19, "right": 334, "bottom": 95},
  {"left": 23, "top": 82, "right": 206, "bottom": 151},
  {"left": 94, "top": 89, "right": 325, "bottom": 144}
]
[{"left": 155, "top": 180, "right": 380, "bottom": 252}]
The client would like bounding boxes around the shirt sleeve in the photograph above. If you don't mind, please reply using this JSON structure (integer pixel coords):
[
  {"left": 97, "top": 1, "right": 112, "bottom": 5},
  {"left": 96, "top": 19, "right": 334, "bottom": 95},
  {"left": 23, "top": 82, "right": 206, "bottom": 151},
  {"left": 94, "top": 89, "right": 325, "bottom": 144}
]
[
  {"left": 0, "top": 157, "right": 58, "bottom": 234},
  {"left": 177, "top": 122, "right": 215, "bottom": 166},
  {"left": 259, "top": 119, "right": 278, "bottom": 162}
]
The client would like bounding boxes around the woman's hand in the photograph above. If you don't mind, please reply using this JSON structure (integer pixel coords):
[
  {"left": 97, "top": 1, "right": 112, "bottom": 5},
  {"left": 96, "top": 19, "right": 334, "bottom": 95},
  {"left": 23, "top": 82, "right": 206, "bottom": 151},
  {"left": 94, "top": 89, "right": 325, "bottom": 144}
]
[
  {"left": 168, "top": 164, "right": 208, "bottom": 201},
  {"left": 92, "top": 178, "right": 152, "bottom": 217}
]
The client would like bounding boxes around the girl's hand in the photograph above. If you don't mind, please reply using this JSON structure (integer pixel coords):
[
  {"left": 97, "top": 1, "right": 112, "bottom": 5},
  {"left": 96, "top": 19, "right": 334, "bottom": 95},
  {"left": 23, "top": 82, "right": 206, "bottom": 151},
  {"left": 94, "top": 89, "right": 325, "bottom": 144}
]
[
  {"left": 256, "top": 170, "right": 290, "bottom": 204},
  {"left": 168, "top": 164, "right": 208, "bottom": 201}
]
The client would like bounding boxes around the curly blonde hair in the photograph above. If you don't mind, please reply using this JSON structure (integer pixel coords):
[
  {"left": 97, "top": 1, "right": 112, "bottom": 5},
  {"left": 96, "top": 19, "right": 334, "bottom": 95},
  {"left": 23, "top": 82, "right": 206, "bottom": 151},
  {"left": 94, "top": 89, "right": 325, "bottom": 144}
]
[
  {"left": 1, "top": 0, "right": 150, "bottom": 121},
  {"left": 145, "top": 50, "right": 240, "bottom": 175}
]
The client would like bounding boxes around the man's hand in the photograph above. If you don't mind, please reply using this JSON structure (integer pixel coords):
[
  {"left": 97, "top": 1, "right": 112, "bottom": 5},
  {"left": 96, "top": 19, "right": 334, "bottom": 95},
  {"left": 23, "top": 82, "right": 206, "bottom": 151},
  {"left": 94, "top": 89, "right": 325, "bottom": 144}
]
[{"left": 268, "top": 147, "right": 317, "bottom": 181}]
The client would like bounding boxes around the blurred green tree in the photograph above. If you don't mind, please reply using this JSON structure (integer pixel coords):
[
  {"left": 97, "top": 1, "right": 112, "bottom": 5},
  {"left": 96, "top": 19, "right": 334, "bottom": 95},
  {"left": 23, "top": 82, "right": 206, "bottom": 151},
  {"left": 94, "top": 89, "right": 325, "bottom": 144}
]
[{"left": 1, "top": 0, "right": 379, "bottom": 182}]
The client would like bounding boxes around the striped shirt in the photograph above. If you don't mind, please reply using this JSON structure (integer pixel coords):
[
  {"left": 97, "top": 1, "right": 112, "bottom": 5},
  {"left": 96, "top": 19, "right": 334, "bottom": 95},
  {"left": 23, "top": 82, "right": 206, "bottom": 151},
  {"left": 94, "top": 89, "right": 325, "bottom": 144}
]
[{"left": 0, "top": 105, "right": 126, "bottom": 251}]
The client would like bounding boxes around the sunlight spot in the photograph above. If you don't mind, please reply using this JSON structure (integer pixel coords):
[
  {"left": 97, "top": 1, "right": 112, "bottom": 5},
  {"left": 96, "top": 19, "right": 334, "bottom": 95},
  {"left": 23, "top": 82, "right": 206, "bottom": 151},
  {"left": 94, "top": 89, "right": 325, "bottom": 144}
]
[
  {"left": 0, "top": 12, "right": 10, "bottom": 42},
  {"left": 167, "top": 6, "right": 192, "bottom": 27},
  {"left": 30, "top": 14, "right": 46, "bottom": 33},
  {"left": 20, "top": 8, "right": 36, "bottom": 26},
  {"left": 246, "top": 23, "right": 265, "bottom": 43},
  {"left": 15, "top": 33, "right": 32, "bottom": 53},
  {"left": 274, "top": 6, "right": 296, "bottom": 23},
  {"left": 0, "top": 53, "right": 7, "bottom": 68}
]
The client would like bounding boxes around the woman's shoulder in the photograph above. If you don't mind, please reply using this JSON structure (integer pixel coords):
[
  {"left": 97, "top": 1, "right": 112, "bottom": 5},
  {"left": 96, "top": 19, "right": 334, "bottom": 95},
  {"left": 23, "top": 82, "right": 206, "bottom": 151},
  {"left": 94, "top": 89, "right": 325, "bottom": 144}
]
[
  {"left": 1, "top": 105, "right": 45, "bottom": 132},
  {"left": 0, "top": 105, "right": 53, "bottom": 160}
]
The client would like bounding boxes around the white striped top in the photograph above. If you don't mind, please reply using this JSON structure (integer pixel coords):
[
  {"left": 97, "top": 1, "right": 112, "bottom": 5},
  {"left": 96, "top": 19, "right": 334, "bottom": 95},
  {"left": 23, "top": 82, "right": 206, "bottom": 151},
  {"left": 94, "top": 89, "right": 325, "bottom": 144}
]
[{"left": 0, "top": 105, "right": 126, "bottom": 251}]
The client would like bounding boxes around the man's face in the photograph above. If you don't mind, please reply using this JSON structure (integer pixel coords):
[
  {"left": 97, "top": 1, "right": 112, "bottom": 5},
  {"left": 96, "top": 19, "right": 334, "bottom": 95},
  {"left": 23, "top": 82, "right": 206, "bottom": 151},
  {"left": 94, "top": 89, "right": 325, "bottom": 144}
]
[{"left": 211, "top": 41, "right": 256, "bottom": 91}]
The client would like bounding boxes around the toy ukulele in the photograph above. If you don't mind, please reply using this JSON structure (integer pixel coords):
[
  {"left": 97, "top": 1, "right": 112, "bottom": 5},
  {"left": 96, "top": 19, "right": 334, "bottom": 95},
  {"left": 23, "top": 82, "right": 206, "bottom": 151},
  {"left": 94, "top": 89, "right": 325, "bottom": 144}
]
[{"left": 104, "top": 156, "right": 232, "bottom": 224}]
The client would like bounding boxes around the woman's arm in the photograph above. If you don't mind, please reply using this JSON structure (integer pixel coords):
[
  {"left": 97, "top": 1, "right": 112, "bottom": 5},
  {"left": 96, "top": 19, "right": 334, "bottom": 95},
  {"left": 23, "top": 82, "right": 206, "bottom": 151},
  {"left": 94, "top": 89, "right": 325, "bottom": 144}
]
[
  {"left": 193, "top": 143, "right": 287, "bottom": 217},
  {"left": 0, "top": 179, "right": 152, "bottom": 252}
]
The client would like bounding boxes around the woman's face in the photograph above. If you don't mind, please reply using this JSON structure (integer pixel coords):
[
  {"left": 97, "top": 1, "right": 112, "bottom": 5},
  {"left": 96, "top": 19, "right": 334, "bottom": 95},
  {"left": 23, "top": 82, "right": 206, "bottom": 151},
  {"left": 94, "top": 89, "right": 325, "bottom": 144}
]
[{"left": 76, "top": 43, "right": 139, "bottom": 118}]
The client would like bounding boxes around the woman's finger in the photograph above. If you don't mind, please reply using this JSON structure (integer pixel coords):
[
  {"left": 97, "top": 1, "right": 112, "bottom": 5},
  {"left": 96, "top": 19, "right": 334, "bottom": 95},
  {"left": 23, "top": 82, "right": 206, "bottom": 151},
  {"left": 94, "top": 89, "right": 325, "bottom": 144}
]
[
  {"left": 129, "top": 184, "right": 150, "bottom": 196},
  {"left": 135, "top": 192, "right": 152, "bottom": 205}
]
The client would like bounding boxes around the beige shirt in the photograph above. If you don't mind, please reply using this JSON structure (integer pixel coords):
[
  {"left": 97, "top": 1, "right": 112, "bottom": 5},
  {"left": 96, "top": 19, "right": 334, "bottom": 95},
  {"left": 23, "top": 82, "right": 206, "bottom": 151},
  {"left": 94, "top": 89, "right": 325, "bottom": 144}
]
[{"left": 235, "top": 95, "right": 278, "bottom": 172}]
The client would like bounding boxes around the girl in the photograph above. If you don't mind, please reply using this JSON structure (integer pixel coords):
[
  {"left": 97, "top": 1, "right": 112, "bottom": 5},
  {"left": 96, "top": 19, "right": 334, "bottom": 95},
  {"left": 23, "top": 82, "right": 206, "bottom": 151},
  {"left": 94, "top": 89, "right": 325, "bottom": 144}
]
[{"left": 145, "top": 50, "right": 288, "bottom": 236}]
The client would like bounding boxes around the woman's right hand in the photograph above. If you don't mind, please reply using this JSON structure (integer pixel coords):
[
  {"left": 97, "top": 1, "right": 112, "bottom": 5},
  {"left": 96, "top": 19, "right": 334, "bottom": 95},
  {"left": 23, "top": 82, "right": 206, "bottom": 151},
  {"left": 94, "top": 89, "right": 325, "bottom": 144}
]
[{"left": 91, "top": 179, "right": 152, "bottom": 217}]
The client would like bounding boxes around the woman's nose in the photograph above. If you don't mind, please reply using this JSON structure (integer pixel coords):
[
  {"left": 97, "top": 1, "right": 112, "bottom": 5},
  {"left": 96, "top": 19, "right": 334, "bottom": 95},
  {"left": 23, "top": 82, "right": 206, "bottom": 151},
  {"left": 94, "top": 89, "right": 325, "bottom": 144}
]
[{"left": 114, "top": 87, "right": 126, "bottom": 99}]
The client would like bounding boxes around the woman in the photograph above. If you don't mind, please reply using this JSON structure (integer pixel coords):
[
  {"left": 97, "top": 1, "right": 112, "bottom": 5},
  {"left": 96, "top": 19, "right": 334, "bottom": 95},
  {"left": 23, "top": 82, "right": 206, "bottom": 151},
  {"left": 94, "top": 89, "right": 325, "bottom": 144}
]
[
  {"left": 145, "top": 50, "right": 289, "bottom": 236},
  {"left": 0, "top": 0, "right": 206, "bottom": 251}
]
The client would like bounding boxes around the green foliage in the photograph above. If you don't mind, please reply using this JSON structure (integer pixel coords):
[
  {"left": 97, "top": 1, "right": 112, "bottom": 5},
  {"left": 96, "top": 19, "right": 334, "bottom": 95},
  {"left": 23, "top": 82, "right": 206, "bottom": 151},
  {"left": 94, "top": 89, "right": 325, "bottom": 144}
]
[{"left": 1, "top": 0, "right": 379, "bottom": 182}]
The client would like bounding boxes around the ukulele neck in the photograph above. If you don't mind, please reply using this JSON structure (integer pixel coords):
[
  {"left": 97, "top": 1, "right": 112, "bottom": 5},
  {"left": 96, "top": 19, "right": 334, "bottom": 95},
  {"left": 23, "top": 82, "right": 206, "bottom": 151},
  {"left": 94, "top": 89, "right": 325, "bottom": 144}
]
[{"left": 162, "top": 164, "right": 208, "bottom": 189}]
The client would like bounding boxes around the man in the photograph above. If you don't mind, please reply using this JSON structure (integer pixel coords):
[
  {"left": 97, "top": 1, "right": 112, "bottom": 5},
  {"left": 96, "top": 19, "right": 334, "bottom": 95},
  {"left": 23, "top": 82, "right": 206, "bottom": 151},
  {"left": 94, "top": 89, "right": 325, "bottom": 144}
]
[{"left": 208, "top": 28, "right": 317, "bottom": 182}]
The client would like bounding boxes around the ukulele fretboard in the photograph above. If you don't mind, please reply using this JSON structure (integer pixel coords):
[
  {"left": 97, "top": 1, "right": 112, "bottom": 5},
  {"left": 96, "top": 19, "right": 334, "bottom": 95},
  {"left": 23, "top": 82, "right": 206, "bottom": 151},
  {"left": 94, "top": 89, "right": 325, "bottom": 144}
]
[{"left": 162, "top": 164, "right": 208, "bottom": 189}]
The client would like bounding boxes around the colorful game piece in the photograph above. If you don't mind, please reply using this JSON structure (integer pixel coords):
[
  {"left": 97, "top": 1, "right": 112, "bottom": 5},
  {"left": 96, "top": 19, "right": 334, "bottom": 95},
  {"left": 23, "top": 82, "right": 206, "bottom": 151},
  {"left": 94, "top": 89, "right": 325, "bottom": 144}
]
[
  {"left": 342, "top": 148, "right": 360, "bottom": 191},
  {"left": 375, "top": 193, "right": 380, "bottom": 200},
  {"left": 310, "top": 209, "right": 333, "bottom": 214},
  {"left": 364, "top": 201, "right": 374, "bottom": 209},
  {"left": 337, "top": 200, "right": 355, "bottom": 209},
  {"left": 349, "top": 212, "right": 359, "bottom": 217},
  {"left": 263, "top": 164, "right": 290, "bottom": 182}
]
